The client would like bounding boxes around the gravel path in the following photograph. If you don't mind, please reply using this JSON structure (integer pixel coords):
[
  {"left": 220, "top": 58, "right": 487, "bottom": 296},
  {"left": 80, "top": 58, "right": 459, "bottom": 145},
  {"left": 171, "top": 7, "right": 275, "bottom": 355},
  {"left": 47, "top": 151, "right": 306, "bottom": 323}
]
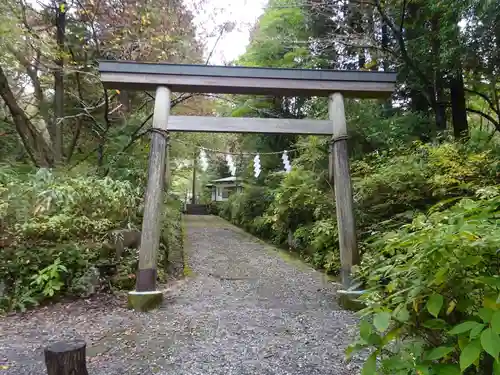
[{"left": 1, "top": 215, "right": 360, "bottom": 375}]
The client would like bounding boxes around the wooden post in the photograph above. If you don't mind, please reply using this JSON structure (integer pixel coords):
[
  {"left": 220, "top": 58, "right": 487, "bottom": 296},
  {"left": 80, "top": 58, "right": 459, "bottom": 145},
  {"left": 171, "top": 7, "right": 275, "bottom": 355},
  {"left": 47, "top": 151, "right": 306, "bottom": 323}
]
[
  {"left": 191, "top": 149, "right": 197, "bottom": 204},
  {"left": 164, "top": 140, "right": 170, "bottom": 190},
  {"left": 128, "top": 86, "right": 170, "bottom": 311},
  {"left": 328, "top": 92, "right": 359, "bottom": 288},
  {"left": 44, "top": 341, "right": 88, "bottom": 375}
]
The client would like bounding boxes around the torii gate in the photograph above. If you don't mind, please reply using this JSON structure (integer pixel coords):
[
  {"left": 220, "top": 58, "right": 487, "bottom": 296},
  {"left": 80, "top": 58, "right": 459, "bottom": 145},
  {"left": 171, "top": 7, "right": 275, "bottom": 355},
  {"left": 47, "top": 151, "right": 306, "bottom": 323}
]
[{"left": 98, "top": 61, "right": 397, "bottom": 311}]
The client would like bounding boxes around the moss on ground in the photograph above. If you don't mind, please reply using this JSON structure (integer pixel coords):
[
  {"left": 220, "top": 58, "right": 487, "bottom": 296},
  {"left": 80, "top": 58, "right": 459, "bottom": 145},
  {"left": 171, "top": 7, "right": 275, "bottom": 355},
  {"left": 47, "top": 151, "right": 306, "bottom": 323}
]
[{"left": 181, "top": 215, "right": 195, "bottom": 277}]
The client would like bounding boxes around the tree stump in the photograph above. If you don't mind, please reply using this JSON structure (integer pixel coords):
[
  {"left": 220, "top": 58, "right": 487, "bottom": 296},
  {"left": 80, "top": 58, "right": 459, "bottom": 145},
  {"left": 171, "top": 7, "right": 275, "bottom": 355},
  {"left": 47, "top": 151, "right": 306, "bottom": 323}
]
[{"left": 44, "top": 341, "right": 88, "bottom": 375}]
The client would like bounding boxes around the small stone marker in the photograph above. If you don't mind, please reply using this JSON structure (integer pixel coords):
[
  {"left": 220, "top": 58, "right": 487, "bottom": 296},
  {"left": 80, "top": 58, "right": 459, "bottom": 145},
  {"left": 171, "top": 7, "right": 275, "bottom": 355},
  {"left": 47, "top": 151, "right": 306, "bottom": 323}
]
[{"left": 44, "top": 340, "right": 88, "bottom": 375}]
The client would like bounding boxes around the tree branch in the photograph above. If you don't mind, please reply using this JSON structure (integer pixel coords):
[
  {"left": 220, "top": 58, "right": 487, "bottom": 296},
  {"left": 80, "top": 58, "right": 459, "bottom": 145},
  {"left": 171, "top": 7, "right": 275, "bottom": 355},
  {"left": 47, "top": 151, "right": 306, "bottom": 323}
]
[
  {"left": 0, "top": 64, "right": 53, "bottom": 166},
  {"left": 465, "top": 88, "right": 500, "bottom": 118},
  {"left": 373, "top": 0, "right": 435, "bottom": 105},
  {"left": 66, "top": 46, "right": 86, "bottom": 162},
  {"left": 466, "top": 107, "right": 500, "bottom": 131},
  {"left": 399, "top": 0, "right": 407, "bottom": 33},
  {"left": 6, "top": 45, "right": 51, "bottom": 126}
]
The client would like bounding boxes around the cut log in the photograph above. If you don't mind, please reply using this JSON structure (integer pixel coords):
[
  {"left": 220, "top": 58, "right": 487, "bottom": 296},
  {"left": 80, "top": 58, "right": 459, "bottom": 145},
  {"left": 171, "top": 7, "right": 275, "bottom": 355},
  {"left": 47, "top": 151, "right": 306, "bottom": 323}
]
[{"left": 44, "top": 341, "right": 88, "bottom": 375}]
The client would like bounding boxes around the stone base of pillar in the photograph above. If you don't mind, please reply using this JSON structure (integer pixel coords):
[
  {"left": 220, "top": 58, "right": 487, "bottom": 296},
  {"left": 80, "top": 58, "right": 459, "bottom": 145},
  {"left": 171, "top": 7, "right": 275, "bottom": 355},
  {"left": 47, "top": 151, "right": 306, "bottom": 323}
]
[
  {"left": 127, "top": 290, "right": 163, "bottom": 312},
  {"left": 337, "top": 290, "right": 366, "bottom": 311}
]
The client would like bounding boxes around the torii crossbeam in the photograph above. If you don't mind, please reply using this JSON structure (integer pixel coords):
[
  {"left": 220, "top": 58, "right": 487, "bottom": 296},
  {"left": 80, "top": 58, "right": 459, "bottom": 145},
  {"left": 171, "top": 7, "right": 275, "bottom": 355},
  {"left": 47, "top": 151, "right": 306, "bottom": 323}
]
[{"left": 98, "top": 60, "right": 397, "bottom": 311}]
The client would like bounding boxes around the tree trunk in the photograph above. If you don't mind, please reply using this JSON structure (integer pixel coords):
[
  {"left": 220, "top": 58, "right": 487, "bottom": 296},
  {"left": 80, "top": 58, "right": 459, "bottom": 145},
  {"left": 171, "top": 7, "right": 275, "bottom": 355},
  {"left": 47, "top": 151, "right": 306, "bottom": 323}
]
[
  {"left": 119, "top": 91, "right": 131, "bottom": 113},
  {"left": 366, "top": 5, "right": 375, "bottom": 69},
  {"left": 191, "top": 150, "right": 197, "bottom": 204},
  {"left": 431, "top": 14, "right": 447, "bottom": 132},
  {"left": 67, "top": 117, "right": 83, "bottom": 162},
  {"left": 448, "top": 13, "right": 469, "bottom": 140},
  {"left": 53, "top": 1, "right": 67, "bottom": 164},
  {"left": 0, "top": 65, "right": 54, "bottom": 167},
  {"left": 380, "top": 20, "right": 392, "bottom": 114},
  {"left": 450, "top": 69, "right": 469, "bottom": 140},
  {"left": 381, "top": 21, "right": 389, "bottom": 71},
  {"left": 434, "top": 80, "right": 447, "bottom": 132},
  {"left": 410, "top": 89, "right": 429, "bottom": 113},
  {"left": 97, "top": 142, "right": 104, "bottom": 166},
  {"left": 406, "top": 2, "right": 431, "bottom": 118},
  {"left": 44, "top": 341, "right": 88, "bottom": 375},
  {"left": 350, "top": 2, "right": 365, "bottom": 69}
]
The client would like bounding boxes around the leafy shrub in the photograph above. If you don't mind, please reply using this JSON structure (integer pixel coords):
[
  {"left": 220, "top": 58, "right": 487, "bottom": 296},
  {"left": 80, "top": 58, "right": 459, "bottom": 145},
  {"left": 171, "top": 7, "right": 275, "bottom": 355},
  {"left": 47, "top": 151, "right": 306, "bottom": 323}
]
[
  {"left": 217, "top": 140, "right": 500, "bottom": 277},
  {"left": 219, "top": 184, "right": 274, "bottom": 235},
  {"left": 353, "top": 141, "right": 500, "bottom": 235},
  {"left": 262, "top": 168, "right": 333, "bottom": 247},
  {"left": 206, "top": 201, "right": 221, "bottom": 215},
  {"left": 348, "top": 191, "right": 500, "bottom": 374},
  {"left": 308, "top": 219, "right": 340, "bottom": 272},
  {"left": 219, "top": 168, "right": 338, "bottom": 270},
  {"left": 0, "top": 167, "right": 181, "bottom": 312}
]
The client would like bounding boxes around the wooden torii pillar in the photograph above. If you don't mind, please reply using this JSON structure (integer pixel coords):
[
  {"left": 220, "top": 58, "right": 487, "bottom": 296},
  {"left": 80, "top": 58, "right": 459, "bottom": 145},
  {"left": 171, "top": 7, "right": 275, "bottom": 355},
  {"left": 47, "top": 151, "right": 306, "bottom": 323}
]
[{"left": 99, "top": 61, "right": 396, "bottom": 311}]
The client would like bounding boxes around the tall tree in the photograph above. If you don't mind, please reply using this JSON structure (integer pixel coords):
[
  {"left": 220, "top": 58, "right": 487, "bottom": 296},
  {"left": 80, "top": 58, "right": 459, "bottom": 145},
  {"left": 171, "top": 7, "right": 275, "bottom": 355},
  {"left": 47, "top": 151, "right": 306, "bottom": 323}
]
[{"left": 0, "top": 0, "right": 205, "bottom": 167}]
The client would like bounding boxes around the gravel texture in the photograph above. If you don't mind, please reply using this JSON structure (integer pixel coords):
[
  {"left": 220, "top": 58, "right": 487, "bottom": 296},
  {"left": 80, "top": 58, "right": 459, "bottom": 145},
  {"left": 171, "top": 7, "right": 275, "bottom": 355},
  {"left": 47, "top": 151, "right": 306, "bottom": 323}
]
[{"left": 1, "top": 215, "right": 361, "bottom": 375}]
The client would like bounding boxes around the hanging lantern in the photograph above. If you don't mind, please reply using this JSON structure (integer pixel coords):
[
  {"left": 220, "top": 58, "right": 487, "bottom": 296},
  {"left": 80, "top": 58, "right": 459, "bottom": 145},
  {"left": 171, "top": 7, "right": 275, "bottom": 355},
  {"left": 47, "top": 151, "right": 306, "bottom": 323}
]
[
  {"left": 282, "top": 150, "right": 291, "bottom": 173},
  {"left": 253, "top": 154, "right": 261, "bottom": 177}
]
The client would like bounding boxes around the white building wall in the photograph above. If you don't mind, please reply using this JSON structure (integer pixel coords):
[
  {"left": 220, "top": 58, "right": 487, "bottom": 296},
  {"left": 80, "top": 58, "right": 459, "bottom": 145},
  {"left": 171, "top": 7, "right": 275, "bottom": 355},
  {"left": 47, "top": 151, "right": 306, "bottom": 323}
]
[{"left": 212, "top": 183, "right": 238, "bottom": 202}]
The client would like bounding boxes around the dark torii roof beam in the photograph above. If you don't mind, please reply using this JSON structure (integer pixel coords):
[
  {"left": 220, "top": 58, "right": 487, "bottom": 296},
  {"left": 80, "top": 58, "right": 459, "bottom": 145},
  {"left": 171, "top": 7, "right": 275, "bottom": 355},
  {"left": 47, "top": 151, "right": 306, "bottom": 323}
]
[{"left": 98, "top": 61, "right": 397, "bottom": 98}]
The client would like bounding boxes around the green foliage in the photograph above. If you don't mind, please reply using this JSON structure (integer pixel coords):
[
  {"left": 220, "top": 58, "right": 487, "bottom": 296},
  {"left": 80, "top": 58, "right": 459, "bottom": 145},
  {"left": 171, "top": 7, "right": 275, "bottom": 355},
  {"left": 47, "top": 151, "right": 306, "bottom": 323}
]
[
  {"left": 343, "top": 101, "right": 432, "bottom": 158},
  {"left": 262, "top": 168, "right": 335, "bottom": 252},
  {"left": 266, "top": 168, "right": 332, "bottom": 230},
  {"left": 219, "top": 184, "right": 274, "bottom": 238},
  {"left": 294, "top": 219, "right": 340, "bottom": 272},
  {"left": 0, "top": 167, "right": 181, "bottom": 313},
  {"left": 30, "top": 258, "right": 68, "bottom": 297},
  {"left": 348, "top": 191, "right": 500, "bottom": 374},
  {"left": 212, "top": 0, "right": 500, "bottom": 370},
  {"left": 353, "top": 141, "right": 500, "bottom": 234},
  {"left": 238, "top": 0, "right": 312, "bottom": 69},
  {"left": 218, "top": 134, "right": 500, "bottom": 284}
]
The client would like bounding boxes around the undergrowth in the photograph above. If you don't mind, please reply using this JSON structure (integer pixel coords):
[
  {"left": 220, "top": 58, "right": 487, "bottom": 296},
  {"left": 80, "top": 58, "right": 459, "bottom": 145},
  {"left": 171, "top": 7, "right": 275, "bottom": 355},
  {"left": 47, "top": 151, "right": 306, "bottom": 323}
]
[
  {"left": 218, "top": 134, "right": 500, "bottom": 373},
  {"left": 0, "top": 167, "right": 181, "bottom": 313},
  {"left": 219, "top": 139, "right": 500, "bottom": 275},
  {"left": 349, "top": 190, "right": 500, "bottom": 374}
]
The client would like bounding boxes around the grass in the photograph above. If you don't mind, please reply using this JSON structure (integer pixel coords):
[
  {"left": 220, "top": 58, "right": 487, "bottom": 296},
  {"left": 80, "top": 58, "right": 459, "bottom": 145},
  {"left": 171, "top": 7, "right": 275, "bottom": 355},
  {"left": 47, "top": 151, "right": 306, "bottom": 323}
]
[{"left": 180, "top": 214, "right": 195, "bottom": 277}]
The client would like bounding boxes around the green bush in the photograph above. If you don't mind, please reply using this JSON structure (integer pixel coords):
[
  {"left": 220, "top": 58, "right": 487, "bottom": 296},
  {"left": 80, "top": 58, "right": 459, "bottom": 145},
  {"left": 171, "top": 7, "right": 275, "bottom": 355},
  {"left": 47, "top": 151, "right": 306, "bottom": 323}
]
[
  {"left": 219, "top": 168, "right": 338, "bottom": 270},
  {"left": 0, "top": 167, "right": 181, "bottom": 313},
  {"left": 216, "top": 140, "right": 500, "bottom": 278},
  {"left": 220, "top": 184, "right": 274, "bottom": 235},
  {"left": 294, "top": 219, "right": 340, "bottom": 273},
  {"left": 353, "top": 141, "right": 500, "bottom": 233},
  {"left": 348, "top": 191, "right": 500, "bottom": 374},
  {"left": 206, "top": 201, "right": 222, "bottom": 215},
  {"left": 265, "top": 167, "right": 333, "bottom": 237}
]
